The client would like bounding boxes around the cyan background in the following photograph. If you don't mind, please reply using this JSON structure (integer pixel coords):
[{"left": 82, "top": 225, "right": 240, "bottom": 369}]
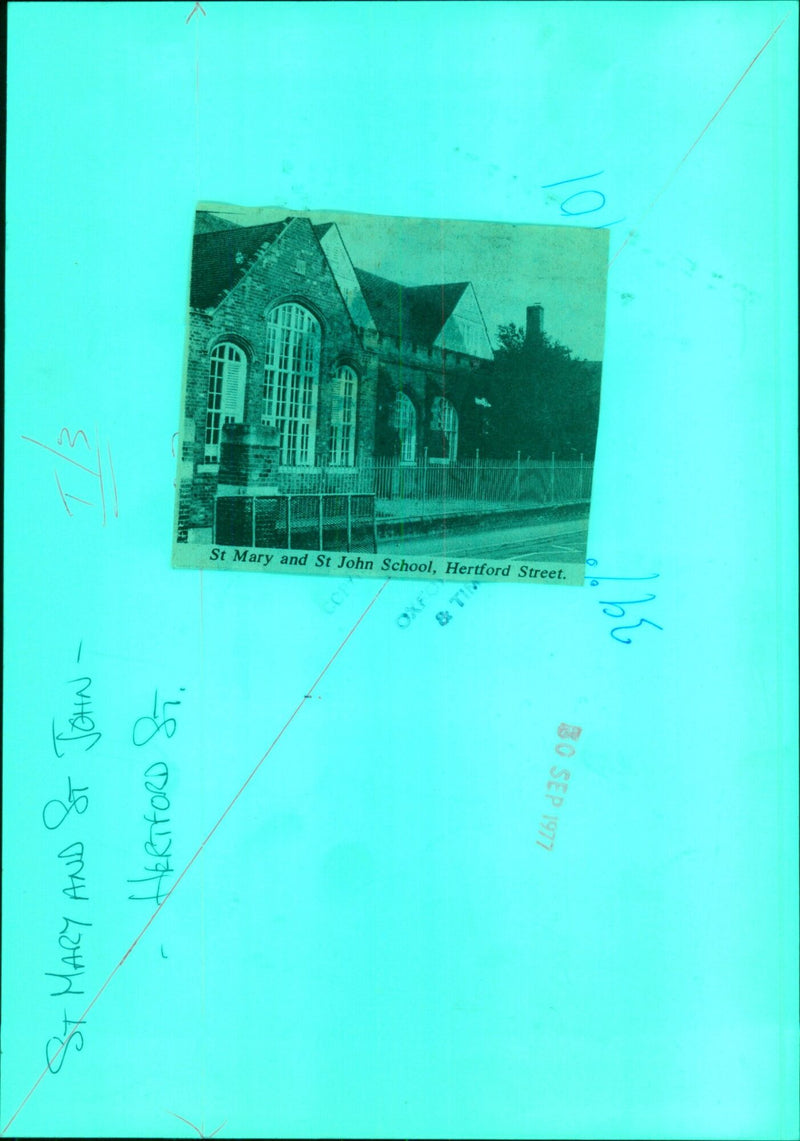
[{"left": 4, "top": 2, "right": 797, "bottom": 1138}]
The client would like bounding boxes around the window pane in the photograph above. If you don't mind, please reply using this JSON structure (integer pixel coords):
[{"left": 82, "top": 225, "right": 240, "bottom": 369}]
[
  {"left": 264, "top": 304, "right": 321, "bottom": 465},
  {"left": 206, "top": 342, "right": 245, "bottom": 461},
  {"left": 430, "top": 396, "right": 458, "bottom": 461},
  {"left": 393, "top": 391, "right": 417, "bottom": 463},
  {"left": 329, "top": 366, "right": 358, "bottom": 465}
]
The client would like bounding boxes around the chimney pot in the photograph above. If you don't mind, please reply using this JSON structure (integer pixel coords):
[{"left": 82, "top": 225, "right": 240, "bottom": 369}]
[{"left": 526, "top": 304, "right": 544, "bottom": 343}]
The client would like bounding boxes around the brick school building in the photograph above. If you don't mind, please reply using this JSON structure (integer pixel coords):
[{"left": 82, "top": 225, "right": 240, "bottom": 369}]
[{"left": 175, "top": 210, "right": 498, "bottom": 544}]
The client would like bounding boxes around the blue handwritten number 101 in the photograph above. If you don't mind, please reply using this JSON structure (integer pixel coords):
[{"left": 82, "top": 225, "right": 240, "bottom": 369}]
[
  {"left": 541, "top": 171, "right": 626, "bottom": 229},
  {"left": 585, "top": 559, "right": 663, "bottom": 644}
]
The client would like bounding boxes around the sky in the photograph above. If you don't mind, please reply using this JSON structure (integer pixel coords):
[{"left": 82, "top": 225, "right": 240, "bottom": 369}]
[{"left": 200, "top": 202, "right": 609, "bottom": 362}]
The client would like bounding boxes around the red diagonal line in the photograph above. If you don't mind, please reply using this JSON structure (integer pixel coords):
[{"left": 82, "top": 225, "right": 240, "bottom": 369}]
[
  {"left": 1, "top": 577, "right": 391, "bottom": 1136},
  {"left": 610, "top": 10, "right": 791, "bottom": 266}
]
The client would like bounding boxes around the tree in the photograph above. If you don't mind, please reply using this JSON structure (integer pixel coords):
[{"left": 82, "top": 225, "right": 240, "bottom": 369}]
[{"left": 481, "top": 322, "right": 600, "bottom": 459}]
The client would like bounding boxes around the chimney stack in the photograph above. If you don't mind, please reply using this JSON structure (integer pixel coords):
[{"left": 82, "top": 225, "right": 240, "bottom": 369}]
[{"left": 526, "top": 304, "right": 544, "bottom": 344}]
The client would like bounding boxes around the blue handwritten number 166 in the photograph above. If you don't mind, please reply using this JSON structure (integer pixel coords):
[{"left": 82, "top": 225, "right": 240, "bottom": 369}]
[{"left": 585, "top": 559, "right": 663, "bottom": 644}]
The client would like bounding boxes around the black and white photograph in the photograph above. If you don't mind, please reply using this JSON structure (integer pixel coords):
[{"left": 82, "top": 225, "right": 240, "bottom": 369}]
[{"left": 173, "top": 204, "right": 609, "bottom": 585}]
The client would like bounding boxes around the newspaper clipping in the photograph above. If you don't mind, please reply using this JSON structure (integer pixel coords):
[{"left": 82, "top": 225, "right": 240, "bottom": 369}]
[{"left": 172, "top": 204, "right": 608, "bottom": 586}]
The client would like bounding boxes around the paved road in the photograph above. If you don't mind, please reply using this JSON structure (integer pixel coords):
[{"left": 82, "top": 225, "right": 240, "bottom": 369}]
[{"left": 378, "top": 516, "right": 589, "bottom": 562}]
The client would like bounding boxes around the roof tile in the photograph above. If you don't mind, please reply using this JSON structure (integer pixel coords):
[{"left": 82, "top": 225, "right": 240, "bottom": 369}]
[
  {"left": 190, "top": 220, "right": 288, "bottom": 308},
  {"left": 354, "top": 268, "right": 469, "bottom": 347}
]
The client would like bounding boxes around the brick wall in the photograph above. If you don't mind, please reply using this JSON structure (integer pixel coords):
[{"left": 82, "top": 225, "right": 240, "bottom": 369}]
[
  {"left": 177, "top": 217, "right": 495, "bottom": 540},
  {"left": 371, "top": 351, "right": 490, "bottom": 460},
  {"left": 186, "top": 217, "right": 365, "bottom": 465},
  {"left": 218, "top": 423, "right": 281, "bottom": 488}
]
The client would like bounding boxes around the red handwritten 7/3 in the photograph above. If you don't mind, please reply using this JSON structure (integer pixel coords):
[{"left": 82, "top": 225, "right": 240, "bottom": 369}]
[{"left": 22, "top": 426, "right": 118, "bottom": 525}]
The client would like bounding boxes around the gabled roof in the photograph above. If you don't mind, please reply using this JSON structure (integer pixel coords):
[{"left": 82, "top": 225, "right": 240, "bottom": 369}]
[
  {"left": 189, "top": 215, "right": 490, "bottom": 355},
  {"left": 354, "top": 269, "right": 470, "bottom": 347},
  {"left": 435, "top": 280, "right": 494, "bottom": 360},
  {"left": 194, "top": 210, "right": 242, "bottom": 235},
  {"left": 190, "top": 220, "right": 288, "bottom": 308},
  {"left": 317, "top": 224, "right": 377, "bottom": 332}
]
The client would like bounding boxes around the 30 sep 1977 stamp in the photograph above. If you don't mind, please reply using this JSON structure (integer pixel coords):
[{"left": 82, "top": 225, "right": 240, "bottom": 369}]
[{"left": 172, "top": 204, "right": 608, "bottom": 586}]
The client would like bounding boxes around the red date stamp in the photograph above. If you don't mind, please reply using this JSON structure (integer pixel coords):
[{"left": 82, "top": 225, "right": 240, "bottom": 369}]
[{"left": 537, "top": 722, "right": 582, "bottom": 852}]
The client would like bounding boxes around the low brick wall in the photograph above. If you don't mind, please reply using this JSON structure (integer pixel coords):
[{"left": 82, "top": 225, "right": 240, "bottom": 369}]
[{"left": 376, "top": 499, "right": 589, "bottom": 540}]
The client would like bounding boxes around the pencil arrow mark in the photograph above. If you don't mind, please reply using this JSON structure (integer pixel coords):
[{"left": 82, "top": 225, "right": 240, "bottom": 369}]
[{"left": 185, "top": 1, "right": 206, "bottom": 23}]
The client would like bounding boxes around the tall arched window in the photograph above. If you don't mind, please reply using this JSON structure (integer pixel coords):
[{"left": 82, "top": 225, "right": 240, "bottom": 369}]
[
  {"left": 205, "top": 342, "right": 246, "bottom": 463},
  {"left": 263, "top": 303, "right": 321, "bottom": 466},
  {"left": 329, "top": 365, "right": 358, "bottom": 466},
  {"left": 431, "top": 396, "right": 458, "bottom": 461},
  {"left": 393, "top": 391, "right": 417, "bottom": 463}
]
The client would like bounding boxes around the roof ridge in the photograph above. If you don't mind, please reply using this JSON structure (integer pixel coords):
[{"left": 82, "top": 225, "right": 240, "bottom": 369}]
[
  {"left": 194, "top": 218, "right": 290, "bottom": 240},
  {"left": 408, "top": 280, "right": 470, "bottom": 294},
  {"left": 190, "top": 219, "right": 292, "bottom": 309},
  {"left": 354, "top": 266, "right": 469, "bottom": 292}
]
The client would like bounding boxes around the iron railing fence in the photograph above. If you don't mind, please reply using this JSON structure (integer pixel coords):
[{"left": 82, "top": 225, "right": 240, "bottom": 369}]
[
  {"left": 274, "top": 454, "right": 593, "bottom": 508},
  {"left": 215, "top": 493, "right": 378, "bottom": 553}
]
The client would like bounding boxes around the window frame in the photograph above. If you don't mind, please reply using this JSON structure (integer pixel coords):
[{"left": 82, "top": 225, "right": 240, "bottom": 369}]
[
  {"left": 430, "top": 395, "right": 459, "bottom": 463},
  {"left": 262, "top": 302, "right": 322, "bottom": 467},
  {"left": 204, "top": 341, "right": 247, "bottom": 464},
  {"left": 393, "top": 390, "right": 417, "bottom": 464},
  {"left": 328, "top": 364, "right": 359, "bottom": 467}
]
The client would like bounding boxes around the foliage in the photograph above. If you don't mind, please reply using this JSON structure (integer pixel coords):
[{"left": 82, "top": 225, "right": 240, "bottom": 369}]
[
  {"left": 373, "top": 369, "right": 402, "bottom": 457},
  {"left": 477, "top": 323, "right": 601, "bottom": 460}
]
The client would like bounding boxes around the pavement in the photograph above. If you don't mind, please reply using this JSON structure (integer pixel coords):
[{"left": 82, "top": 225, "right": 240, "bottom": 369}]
[
  {"left": 377, "top": 513, "right": 589, "bottom": 562},
  {"left": 377, "top": 498, "right": 587, "bottom": 532},
  {"left": 376, "top": 497, "right": 541, "bottom": 520}
]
